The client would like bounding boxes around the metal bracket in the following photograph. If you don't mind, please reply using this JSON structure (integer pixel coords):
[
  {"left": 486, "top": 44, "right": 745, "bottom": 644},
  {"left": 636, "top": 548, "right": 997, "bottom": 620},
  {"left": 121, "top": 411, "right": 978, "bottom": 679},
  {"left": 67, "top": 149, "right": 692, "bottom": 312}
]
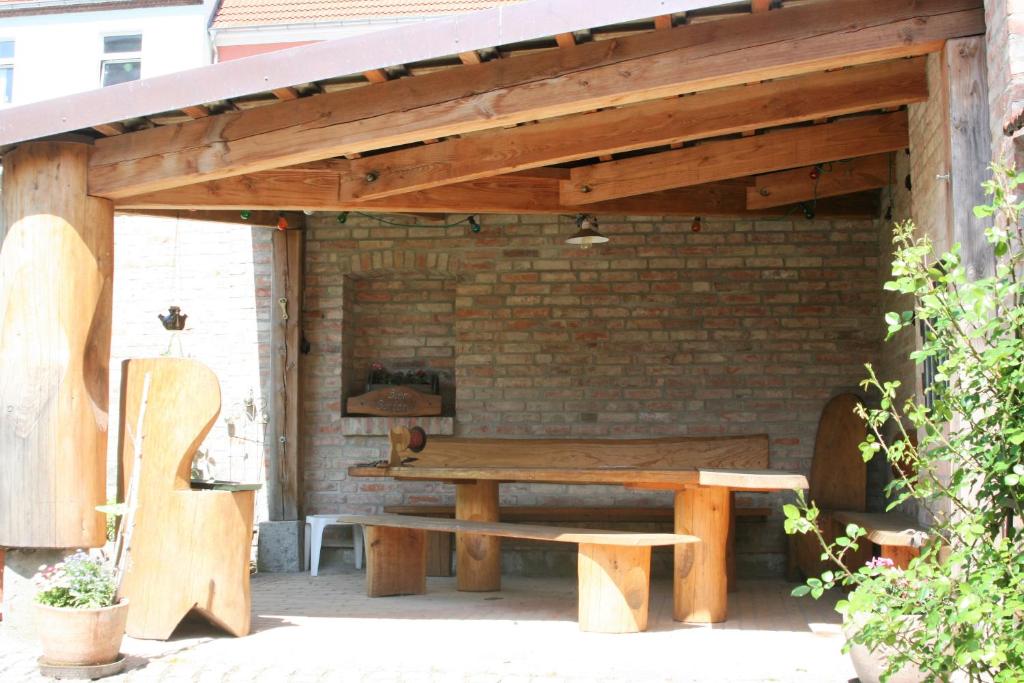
[{"left": 278, "top": 297, "right": 289, "bottom": 320}]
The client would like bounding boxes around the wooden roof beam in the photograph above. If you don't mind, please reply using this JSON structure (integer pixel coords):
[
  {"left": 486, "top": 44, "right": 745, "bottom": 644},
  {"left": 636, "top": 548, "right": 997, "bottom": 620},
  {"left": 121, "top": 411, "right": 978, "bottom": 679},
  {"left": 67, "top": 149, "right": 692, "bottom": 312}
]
[
  {"left": 561, "top": 111, "right": 908, "bottom": 204},
  {"left": 747, "top": 153, "right": 891, "bottom": 209},
  {"left": 87, "top": 0, "right": 983, "bottom": 200},
  {"left": 336, "top": 58, "right": 925, "bottom": 201},
  {"left": 114, "top": 167, "right": 879, "bottom": 218}
]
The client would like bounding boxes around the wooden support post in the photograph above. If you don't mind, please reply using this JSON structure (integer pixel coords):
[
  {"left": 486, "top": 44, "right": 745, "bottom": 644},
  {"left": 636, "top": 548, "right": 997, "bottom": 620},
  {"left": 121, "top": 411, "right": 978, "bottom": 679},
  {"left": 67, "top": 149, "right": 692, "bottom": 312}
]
[
  {"left": 577, "top": 543, "right": 651, "bottom": 633},
  {"left": 364, "top": 526, "right": 427, "bottom": 597},
  {"left": 0, "top": 140, "right": 113, "bottom": 548},
  {"left": 674, "top": 487, "right": 730, "bottom": 623},
  {"left": 945, "top": 37, "right": 993, "bottom": 280},
  {"left": 455, "top": 481, "right": 501, "bottom": 591},
  {"left": 268, "top": 225, "right": 304, "bottom": 520}
]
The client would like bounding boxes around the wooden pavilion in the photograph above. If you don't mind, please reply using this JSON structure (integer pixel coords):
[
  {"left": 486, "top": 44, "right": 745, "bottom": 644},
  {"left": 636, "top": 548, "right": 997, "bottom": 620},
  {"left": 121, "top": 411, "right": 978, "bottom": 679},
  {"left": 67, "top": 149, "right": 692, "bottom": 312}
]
[{"left": 0, "top": 0, "right": 993, "bottom": 631}]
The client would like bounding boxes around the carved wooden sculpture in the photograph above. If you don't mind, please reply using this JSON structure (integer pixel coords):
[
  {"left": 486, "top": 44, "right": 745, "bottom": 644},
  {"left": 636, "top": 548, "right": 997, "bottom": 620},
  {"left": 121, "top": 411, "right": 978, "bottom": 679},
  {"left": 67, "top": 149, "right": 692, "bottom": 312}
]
[{"left": 118, "top": 358, "right": 254, "bottom": 640}]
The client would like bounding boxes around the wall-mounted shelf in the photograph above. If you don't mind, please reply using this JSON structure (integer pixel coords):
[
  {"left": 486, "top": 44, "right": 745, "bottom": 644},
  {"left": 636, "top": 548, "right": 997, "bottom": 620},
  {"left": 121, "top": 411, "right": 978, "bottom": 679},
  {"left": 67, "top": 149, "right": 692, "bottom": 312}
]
[{"left": 340, "top": 416, "right": 454, "bottom": 436}]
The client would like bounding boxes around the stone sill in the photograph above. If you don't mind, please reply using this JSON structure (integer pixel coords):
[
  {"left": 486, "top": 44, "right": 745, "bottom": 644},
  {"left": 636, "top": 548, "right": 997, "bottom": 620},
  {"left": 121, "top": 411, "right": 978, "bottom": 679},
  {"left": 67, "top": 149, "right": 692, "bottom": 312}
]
[{"left": 340, "top": 416, "right": 454, "bottom": 436}]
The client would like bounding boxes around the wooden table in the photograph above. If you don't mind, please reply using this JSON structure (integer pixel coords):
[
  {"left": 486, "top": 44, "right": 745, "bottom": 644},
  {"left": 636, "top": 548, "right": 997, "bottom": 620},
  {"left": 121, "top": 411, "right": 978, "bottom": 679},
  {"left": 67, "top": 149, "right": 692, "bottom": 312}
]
[{"left": 350, "top": 444, "right": 806, "bottom": 624}]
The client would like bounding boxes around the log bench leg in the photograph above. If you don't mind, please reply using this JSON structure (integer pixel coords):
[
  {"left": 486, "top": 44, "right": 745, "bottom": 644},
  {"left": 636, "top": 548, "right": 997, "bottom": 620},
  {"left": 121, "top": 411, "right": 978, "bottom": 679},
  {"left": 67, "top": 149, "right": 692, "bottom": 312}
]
[
  {"left": 727, "top": 492, "right": 737, "bottom": 593},
  {"left": 881, "top": 544, "right": 918, "bottom": 570},
  {"left": 577, "top": 544, "right": 651, "bottom": 633},
  {"left": 364, "top": 526, "right": 427, "bottom": 597},
  {"left": 674, "top": 487, "right": 730, "bottom": 624},
  {"left": 455, "top": 481, "right": 501, "bottom": 592},
  {"left": 426, "top": 531, "right": 453, "bottom": 577}
]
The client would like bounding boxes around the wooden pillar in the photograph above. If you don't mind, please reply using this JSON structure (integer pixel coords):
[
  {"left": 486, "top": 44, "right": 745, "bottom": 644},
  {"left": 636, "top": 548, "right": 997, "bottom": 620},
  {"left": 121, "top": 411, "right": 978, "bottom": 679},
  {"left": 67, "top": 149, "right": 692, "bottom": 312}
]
[
  {"left": 945, "top": 37, "right": 993, "bottom": 281},
  {"left": 674, "top": 486, "right": 730, "bottom": 624},
  {"left": 577, "top": 543, "right": 651, "bottom": 633},
  {"left": 455, "top": 480, "right": 501, "bottom": 591},
  {"left": 0, "top": 140, "right": 113, "bottom": 549},
  {"left": 268, "top": 224, "right": 304, "bottom": 521}
]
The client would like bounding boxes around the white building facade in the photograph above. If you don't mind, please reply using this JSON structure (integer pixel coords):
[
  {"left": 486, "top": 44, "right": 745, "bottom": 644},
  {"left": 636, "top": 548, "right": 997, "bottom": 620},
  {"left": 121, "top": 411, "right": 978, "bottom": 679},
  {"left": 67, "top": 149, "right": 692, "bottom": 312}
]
[{"left": 0, "top": 0, "right": 213, "bottom": 106}]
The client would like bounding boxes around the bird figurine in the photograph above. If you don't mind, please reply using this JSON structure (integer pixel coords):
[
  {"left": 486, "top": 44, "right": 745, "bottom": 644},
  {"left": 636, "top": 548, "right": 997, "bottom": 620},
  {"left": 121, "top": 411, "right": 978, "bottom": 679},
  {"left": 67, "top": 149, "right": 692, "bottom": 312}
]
[{"left": 158, "top": 306, "right": 187, "bottom": 331}]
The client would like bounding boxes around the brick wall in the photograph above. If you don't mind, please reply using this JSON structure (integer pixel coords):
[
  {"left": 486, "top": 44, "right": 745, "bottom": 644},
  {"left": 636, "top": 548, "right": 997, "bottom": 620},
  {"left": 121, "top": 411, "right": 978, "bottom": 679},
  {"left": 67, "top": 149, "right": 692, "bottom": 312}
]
[
  {"left": 301, "top": 212, "right": 883, "bottom": 574},
  {"left": 109, "top": 214, "right": 273, "bottom": 518}
]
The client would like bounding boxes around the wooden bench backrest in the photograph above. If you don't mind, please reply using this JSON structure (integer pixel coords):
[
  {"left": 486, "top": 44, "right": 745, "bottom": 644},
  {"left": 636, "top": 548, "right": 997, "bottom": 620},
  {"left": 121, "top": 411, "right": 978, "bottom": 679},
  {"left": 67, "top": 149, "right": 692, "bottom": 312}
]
[{"left": 390, "top": 429, "right": 769, "bottom": 470}]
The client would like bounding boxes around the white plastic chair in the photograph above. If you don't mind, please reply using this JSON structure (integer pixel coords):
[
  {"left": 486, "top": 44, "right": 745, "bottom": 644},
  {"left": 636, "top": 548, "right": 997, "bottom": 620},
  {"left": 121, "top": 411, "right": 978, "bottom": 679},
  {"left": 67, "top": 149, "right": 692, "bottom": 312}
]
[{"left": 305, "top": 514, "right": 364, "bottom": 576}]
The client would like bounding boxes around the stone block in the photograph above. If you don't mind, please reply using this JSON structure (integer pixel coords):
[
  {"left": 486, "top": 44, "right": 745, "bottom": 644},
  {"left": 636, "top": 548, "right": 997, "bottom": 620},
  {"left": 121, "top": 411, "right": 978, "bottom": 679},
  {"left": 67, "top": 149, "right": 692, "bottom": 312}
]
[{"left": 257, "top": 521, "right": 304, "bottom": 573}]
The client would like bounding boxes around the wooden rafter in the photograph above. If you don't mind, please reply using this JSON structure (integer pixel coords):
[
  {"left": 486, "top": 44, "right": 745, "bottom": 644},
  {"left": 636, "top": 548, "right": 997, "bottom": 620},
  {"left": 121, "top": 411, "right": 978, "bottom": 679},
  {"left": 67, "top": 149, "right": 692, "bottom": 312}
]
[
  {"left": 746, "top": 153, "right": 891, "bottom": 209},
  {"left": 751, "top": 0, "right": 773, "bottom": 12},
  {"left": 271, "top": 87, "right": 300, "bottom": 101},
  {"left": 363, "top": 69, "right": 390, "bottom": 83},
  {"left": 459, "top": 51, "right": 483, "bottom": 64},
  {"left": 180, "top": 105, "right": 210, "bottom": 119},
  {"left": 336, "top": 58, "right": 925, "bottom": 201},
  {"left": 87, "top": 0, "right": 982, "bottom": 200},
  {"left": 555, "top": 33, "right": 577, "bottom": 48},
  {"left": 654, "top": 15, "right": 673, "bottom": 29},
  {"left": 115, "top": 167, "right": 878, "bottom": 218},
  {"left": 93, "top": 123, "right": 126, "bottom": 136},
  {"left": 561, "top": 111, "right": 908, "bottom": 204}
]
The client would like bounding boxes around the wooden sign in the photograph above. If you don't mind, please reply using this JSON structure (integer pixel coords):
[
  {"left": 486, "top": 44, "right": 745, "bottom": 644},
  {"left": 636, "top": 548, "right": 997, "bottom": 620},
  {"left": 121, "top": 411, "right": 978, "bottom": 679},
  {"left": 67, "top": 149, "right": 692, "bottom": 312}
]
[{"left": 347, "top": 386, "right": 442, "bottom": 417}]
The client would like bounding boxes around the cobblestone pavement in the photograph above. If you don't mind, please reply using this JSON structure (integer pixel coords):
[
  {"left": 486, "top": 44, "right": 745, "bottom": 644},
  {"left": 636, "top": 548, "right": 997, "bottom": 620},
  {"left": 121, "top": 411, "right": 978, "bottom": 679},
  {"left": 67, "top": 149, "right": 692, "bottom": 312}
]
[{"left": 0, "top": 573, "right": 855, "bottom": 682}]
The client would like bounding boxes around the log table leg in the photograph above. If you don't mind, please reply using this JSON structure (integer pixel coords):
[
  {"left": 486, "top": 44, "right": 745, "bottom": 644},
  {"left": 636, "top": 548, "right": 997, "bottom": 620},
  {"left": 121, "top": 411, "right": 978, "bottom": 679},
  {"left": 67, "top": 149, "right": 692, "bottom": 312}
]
[
  {"left": 674, "top": 486, "right": 730, "bottom": 623},
  {"left": 365, "top": 526, "right": 427, "bottom": 597},
  {"left": 455, "top": 481, "right": 501, "bottom": 591},
  {"left": 577, "top": 543, "right": 651, "bottom": 633}
]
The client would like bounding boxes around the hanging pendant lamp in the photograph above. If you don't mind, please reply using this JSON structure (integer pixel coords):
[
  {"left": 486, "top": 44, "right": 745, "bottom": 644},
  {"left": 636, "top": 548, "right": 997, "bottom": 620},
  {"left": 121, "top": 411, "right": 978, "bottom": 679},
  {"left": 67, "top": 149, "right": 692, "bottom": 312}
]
[{"left": 565, "top": 213, "right": 609, "bottom": 249}]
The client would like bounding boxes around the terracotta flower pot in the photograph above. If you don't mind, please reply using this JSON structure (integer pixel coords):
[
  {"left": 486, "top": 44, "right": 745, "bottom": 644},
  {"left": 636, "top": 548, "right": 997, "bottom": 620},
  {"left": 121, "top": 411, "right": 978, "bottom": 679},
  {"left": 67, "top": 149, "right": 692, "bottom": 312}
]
[
  {"left": 35, "top": 599, "right": 129, "bottom": 666},
  {"left": 843, "top": 615, "right": 927, "bottom": 683}
]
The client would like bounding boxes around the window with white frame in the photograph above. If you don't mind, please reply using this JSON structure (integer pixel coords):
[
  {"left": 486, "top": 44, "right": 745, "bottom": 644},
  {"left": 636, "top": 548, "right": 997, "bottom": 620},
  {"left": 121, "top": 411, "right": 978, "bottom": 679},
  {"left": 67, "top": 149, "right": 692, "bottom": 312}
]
[
  {"left": 0, "top": 40, "right": 13, "bottom": 104},
  {"left": 100, "top": 34, "right": 142, "bottom": 87}
]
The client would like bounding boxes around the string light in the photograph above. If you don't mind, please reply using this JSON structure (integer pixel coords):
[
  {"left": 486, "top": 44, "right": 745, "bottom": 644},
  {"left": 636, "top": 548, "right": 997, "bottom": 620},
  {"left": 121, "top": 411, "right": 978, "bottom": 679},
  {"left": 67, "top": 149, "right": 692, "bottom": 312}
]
[
  {"left": 334, "top": 212, "right": 481, "bottom": 230},
  {"left": 691, "top": 216, "right": 702, "bottom": 233}
]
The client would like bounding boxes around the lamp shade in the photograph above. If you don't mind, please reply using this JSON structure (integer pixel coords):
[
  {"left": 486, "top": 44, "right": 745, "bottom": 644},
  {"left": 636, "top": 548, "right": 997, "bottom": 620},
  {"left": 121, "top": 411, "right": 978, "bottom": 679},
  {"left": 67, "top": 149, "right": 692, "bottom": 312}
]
[{"left": 565, "top": 214, "right": 609, "bottom": 249}]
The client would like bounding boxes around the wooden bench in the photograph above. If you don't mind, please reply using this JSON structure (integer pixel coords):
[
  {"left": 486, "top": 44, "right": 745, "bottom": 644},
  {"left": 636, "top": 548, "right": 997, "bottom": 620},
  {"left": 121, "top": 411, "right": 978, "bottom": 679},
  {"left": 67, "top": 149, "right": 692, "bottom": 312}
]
[
  {"left": 833, "top": 510, "right": 928, "bottom": 569},
  {"left": 382, "top": 504, "right": 771, "bottom": 584},
  {"left": 337, "top": 513, "right": 698, "bottom": 634}
]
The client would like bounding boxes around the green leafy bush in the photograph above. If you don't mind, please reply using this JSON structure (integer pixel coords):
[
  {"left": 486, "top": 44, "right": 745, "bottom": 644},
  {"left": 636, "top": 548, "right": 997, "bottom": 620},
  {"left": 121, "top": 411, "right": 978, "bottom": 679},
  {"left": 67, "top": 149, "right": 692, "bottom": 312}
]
[
  {"left": 784, "top": 165, "right": 1024, "bottom": 682},
  {"left": 34, "top": 551, "right": 116, "bottom": 609}
]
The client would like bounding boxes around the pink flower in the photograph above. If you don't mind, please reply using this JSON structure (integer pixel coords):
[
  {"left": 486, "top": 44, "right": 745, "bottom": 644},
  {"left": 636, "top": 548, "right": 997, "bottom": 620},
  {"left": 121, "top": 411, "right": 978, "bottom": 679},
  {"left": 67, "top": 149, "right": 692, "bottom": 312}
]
[{"left": 866, "top": 556, "right": 896, "bottom": 569}]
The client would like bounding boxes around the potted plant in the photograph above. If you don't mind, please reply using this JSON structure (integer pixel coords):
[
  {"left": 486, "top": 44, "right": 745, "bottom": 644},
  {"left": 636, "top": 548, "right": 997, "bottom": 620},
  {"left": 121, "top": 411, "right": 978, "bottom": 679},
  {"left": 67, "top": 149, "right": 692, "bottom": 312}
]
[
  {"left": 33, "top": 550, "right": 129, "bottom": 667},
  {"left": 783, "top": 165, "right": 1024, "bottom": 682},
  {"left": 841, "top": 557, "right": 928, "bottom": 683}
]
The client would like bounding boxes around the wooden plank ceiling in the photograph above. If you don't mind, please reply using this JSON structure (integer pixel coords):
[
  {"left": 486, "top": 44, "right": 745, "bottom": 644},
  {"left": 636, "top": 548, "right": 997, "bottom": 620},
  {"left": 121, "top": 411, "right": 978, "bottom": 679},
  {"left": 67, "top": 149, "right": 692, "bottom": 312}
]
[{"left": 100, "top": 0, "right": 984, "bottom": 219}]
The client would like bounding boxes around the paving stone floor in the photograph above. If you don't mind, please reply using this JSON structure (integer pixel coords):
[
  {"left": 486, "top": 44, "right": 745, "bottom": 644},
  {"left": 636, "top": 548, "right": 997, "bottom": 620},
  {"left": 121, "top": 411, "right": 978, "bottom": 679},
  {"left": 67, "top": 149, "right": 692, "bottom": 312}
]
[{"left": 0, "top": 572, "right": 856, "bottom": 682}]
